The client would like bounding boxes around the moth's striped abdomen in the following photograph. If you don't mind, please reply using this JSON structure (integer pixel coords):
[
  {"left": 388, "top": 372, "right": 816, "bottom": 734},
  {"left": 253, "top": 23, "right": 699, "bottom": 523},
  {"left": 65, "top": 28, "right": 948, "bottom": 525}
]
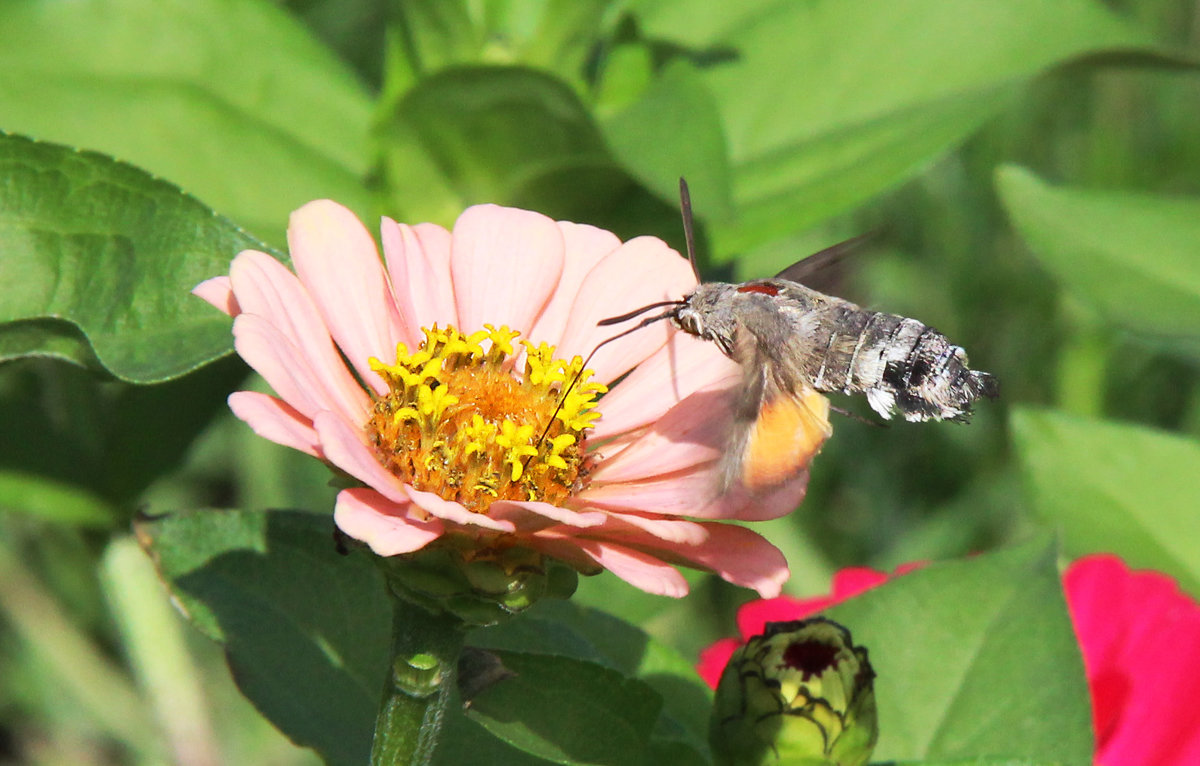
[{"left": 828, "top": 312, "right": 997, "bottom": 422}]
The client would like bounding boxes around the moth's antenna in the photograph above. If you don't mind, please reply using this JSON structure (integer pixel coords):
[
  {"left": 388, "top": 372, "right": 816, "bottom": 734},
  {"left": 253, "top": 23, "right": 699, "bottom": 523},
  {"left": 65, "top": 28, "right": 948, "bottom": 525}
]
[
  {"left": 522, "top": 308, "right": 679, "bottom": 475},
  {"left": 678, "top": 177, "right": 701, "bottom": 282}
]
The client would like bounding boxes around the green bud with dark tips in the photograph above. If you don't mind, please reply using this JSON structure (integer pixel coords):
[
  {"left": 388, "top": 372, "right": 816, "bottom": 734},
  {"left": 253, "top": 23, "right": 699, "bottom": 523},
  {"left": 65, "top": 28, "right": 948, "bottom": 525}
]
[{"left": 710, "top": 617, "right": 877, "bottom": 766}]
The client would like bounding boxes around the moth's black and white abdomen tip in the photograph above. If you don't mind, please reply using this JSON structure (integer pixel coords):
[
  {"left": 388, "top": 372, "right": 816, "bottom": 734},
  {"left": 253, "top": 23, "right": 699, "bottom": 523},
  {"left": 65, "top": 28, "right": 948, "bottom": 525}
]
[
  {"left": 940, "top": 368, "right": 999, "bottom": 424},
  {"left": 971, "top": 370, "right": 1000, "bottom": 401}
]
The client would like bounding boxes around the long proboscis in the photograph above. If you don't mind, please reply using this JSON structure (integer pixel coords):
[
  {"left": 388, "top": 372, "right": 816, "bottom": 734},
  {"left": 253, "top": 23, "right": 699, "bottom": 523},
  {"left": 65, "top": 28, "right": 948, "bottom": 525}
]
[
  {"left": 523, "top": 307, "right": 680, "bottom": 473},
  {"left": 526, "top": 178, "right": 697, "bottom": 469},
  {"left": 597, "top": 299, "right": 685, "bottom": 327}
]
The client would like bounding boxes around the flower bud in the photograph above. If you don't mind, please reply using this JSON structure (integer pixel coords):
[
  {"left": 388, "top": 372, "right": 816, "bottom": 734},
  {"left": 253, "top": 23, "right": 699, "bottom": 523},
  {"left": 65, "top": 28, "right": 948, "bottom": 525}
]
[
  {"left": 710, "top": 617, "right": 877, "bottom": 766},
  {"left": 378, "top": 544, "right": 578, "bottom": 626}
]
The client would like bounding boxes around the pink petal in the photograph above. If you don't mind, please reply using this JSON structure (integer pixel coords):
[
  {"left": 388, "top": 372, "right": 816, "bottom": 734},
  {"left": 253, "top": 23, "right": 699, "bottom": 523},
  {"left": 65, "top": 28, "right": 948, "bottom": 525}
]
[
  {"left": 517, "top": 535, "right": 605, "bottom": 575},
  {"left": 227, "top": 391, "right": 320, "bottom": 457},
  {"left": 402, "top": 486, "right": 516, "bottom": 533},
  {"left": 380, "top": 217, "right": 456, "bottom": 344},
  {"left": 560, "top": 536, "right": 691, "bottom": 598},
  {"left": 623, "top": 522, "right": 789, "bottom": 598},
  {"left": 229, "top": 251, "right": 370, "bottom": 424},
  {"left": 581, "top": 512, "right": 711, "bottom": 546},
  {"left": 527, "top": 221, "right": 621, "bottom": 347},
  {"left": 287, "top": 200, "right": 406, "bottom": 394},
  {"left": 192, "top": 275, "right": 239, "bottom": 316},
  {"left": 579, "top": 468, "right": 723, "bottom": 518},
  {"left": 582, "top": 454, "right": 812, "bottom": 522},
  {"left": 708, "top": 470, "right": 814, "bottom": 522},
  {"left": 588, "top": 382, "right": 735, "bottom": 485},
  {"left": 590, "top": 334, "right": 739, "bottom": 442},
  {"left": 451, "top": 205, "right": 565, "bottom": 335},
  {"left": 557, "top": 236, "right": 697, "bottom": 384},
  {"left": 334, "top": 487, "right": 444, "bottom": 556},
  {"left": 233, "top": 316, "right": 343, "bottom": 421},
  {"left": 488, "top": 500, "right": 606, "bottom": 531},
  {"left": 311, "top": 410, "right": 411, "bottom": 506}
]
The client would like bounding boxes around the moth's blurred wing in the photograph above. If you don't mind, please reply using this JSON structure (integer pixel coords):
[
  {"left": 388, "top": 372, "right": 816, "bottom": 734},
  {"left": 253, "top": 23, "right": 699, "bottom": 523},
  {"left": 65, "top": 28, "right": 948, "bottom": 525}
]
[
  {"left": 773, "top": 231, "right": 877, "bottom": 294},
  {"left": 719, "top": 331, "right": 832, "bottom": 493},
  {"left": 739, "top": 381, "right": 831, "bottom": 491}
]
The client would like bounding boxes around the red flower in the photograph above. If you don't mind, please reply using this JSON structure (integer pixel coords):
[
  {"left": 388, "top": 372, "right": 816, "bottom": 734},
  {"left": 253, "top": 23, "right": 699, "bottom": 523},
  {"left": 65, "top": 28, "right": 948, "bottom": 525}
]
[
  {"left": 697, "top": 555, "right": 1200, "bottom": 765},
  {"left": 1066, "top": 555, "right": 1200, "bottom": 766},
  {"left": 696, "top": 567, "right": 895, "bottom": 687}
]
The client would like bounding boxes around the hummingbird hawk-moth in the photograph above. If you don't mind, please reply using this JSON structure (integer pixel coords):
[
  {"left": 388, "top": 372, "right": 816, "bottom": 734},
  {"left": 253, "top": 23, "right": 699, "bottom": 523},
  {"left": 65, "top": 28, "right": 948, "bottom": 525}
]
[{"left": 597, "top": 180, "right": 998, "bottom": 493}]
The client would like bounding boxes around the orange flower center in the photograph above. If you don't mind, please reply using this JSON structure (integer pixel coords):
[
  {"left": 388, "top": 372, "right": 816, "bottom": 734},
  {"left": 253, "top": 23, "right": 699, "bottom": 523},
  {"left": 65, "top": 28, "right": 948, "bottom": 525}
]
[{"left": 365, "top": 325, "right": 605, "bottom": 513}]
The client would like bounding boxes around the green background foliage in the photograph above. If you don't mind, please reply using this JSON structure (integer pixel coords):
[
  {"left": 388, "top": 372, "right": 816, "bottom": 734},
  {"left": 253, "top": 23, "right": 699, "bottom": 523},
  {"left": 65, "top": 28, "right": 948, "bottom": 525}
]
[{"left": 1, "top": 0, "right": 1198, "bottom": 763}]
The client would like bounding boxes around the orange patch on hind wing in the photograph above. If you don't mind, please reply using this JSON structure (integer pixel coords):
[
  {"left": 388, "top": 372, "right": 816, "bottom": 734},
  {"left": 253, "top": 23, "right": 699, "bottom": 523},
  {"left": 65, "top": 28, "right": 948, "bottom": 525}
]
[{"left": 741, "top": 388, "right": 832, "bottom": 490}]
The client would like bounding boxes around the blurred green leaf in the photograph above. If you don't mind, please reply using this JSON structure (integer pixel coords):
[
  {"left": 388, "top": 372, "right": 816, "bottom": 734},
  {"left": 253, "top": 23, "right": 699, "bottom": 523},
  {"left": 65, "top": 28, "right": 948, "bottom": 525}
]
[
  {"left": 997, "top": 165, "right": 1200, "bottom": 358},
  {"left": 0, "top": 355, "right": 247, "bottom": 510},
  {"left": 0, "top": 537, "right": 161, "bottom": 756},
  {"left": 599, "top": 60, "right": 733, "bottom": 222},
  {"left": 285, "top": 0, "right": 388, "bottom": 90},
  {"left": 375, "top": 65, "right": 679, "bottom": 244},
  {"left": 463, "top": 650, "right": 662, "bottom": 766},
  {"left": 0, "top": 0, "right": 372, "bottom": 242},
  {"left": 0, "top": 472, "right": 116, "bottom": 526},
  {"left": 0, "top": 134, "right": 266, "bottom": 383},
  {"left": 136, "top": 509, "right": 390, "bottom": 766},
  {"left": 627, "top": 0, "right": 1153, "bottom": 259},
  {"left": 375, "top": 65, "right": 608, "bottom": 224},
  {"left": 825, "top": 537, "right": 1092, "bottom": 766},
  {"left": 387, "top": 0, "right": 610, "bottom": 92},
  {"left": 1010, "top": 407, "right": 1200, "bottom": 596}
]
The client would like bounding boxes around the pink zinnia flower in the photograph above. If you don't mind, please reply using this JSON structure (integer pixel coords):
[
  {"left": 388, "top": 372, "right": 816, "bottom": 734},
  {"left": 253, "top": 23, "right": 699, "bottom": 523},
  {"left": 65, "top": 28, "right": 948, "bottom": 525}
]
[
  {"left": 194, "top": 200, "right": 819, "bottom": 598},
  {"left": 696, "top": 555, "right": 1200, "bottom": 765}
]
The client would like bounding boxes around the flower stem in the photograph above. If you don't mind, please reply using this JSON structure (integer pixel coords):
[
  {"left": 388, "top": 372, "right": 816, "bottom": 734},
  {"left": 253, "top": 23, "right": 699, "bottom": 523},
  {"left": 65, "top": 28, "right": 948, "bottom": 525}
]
[{"left": 370, "top": 600, "right": 465, "bottom": 766}]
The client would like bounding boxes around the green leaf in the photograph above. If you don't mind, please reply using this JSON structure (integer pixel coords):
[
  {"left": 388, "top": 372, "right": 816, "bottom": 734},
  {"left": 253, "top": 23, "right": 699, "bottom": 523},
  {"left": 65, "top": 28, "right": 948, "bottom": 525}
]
[
  {"left": 0, "top": 0, "right": 372, "bottom": 243},
  {"left": 0, "top": 353, "right": 248, "bottom": 508},
  {"left": 434, "top": 713, "right": 559, "bottom": 765},
  {"left": 0, "top": 318, "right": 102, "bottom": 371},
  {"left": 387, "top": 0, "right": 611, "bottom": 91},
  {"left": 375, "top": 65, "right": 682, "bottom": 244},
  {"left": 464, "top": 650, "right": 663, "bottom": 766},
  {"left": 824, "top": 537, "right": 1092, "bottom": 766},
  {"left": 473, "top": 601, "right": 713, "bottom": 758},
  {"left": 136, "top": 509, "right": 391, "bottom": 766},
  {"left": 599, "top": 60, "right": 733, "bottom": 222},
  {"left": 1010, "top": 407, "right": 1200, "bottom": 596},
  {"left": 627, "top": 0, "right": 1153, "bottom": 258},
  {"left": 0, "top": 133, "right": 268, "bottom": 382},
  {"left": 287, "top": 0, "right": 388, "bottom": 90},
  {"left": 997, "top": 165, "right": 1200, "bottom": 358},
  {"left": 376, "top": 65, "right": 610, "bottom": 221},
  {"left": 0, "top": 471, "right": 116, "bottom": 525}
]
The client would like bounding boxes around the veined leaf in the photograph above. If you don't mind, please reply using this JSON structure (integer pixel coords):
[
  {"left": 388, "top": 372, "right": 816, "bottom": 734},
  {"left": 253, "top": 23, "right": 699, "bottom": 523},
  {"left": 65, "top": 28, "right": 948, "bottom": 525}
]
[{"left": 0, "top": 134, "right": 268, "bottom": 382}]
